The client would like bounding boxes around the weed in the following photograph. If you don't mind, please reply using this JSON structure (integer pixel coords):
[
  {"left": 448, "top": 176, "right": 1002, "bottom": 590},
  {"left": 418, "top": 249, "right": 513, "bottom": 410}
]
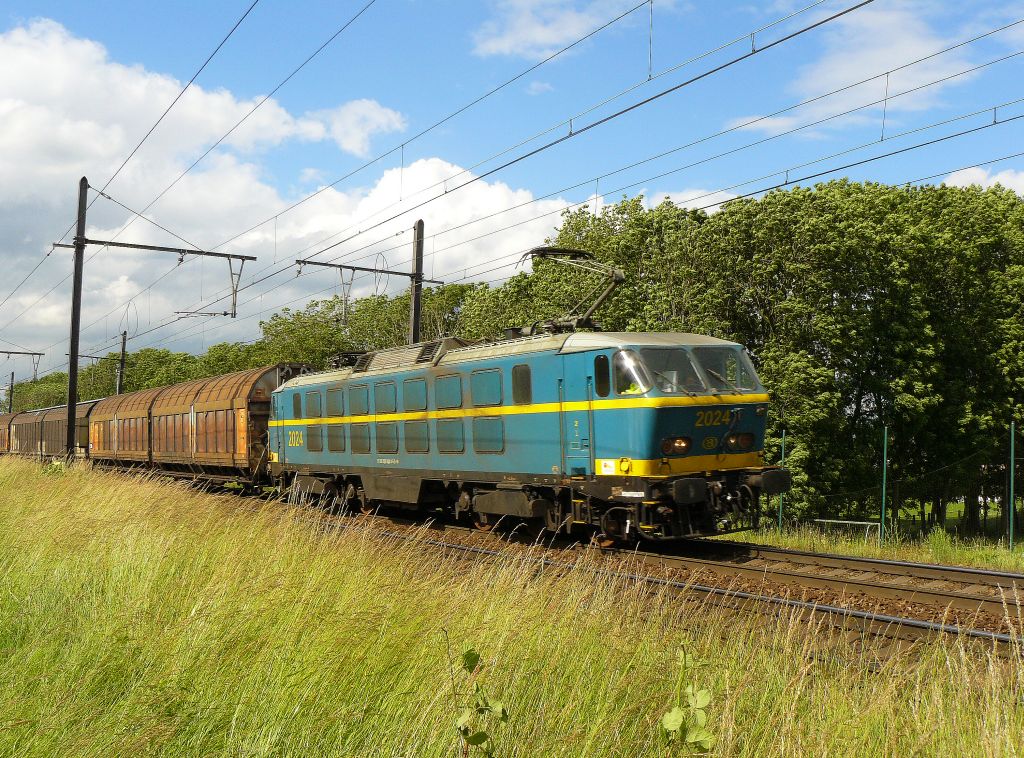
[{"left": 660, "top": 644, "right": 713, "bottom": 753}]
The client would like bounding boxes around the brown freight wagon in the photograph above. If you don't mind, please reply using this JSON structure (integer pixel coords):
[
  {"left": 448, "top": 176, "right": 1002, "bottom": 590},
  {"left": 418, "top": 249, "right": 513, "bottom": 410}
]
[
  {"left": 40, "top": 401, "right": 99, "bottom": 459},
  {"left": 89, "top": 364, "right": 307, "bottom": 484},
  {"left": 10, "top": 408, "right": 48, "bottom": 457},
  {"left": 89, "top": 387, "right": 166, "bottom": 466},
  {"left": 0, "top": 411, "right": 21, "bottom": 453}
]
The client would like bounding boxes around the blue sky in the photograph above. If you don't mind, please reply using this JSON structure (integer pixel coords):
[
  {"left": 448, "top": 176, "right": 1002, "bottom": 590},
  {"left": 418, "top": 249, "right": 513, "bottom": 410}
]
[{"left": 1, "top": 0, "right": 1023, "bottom": 380}]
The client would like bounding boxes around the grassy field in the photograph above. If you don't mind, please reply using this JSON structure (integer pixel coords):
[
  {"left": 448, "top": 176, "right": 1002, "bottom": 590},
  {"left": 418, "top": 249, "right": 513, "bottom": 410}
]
[
  {"left": 0, "top": 458, "right": 1022, "bottom": 756},
  {"left": 741, "top": 524, "right": 1024, "bottom": 573}
]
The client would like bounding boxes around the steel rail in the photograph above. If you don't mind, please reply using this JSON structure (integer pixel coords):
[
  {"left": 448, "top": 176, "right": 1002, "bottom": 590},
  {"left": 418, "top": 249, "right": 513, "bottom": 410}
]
[
  {"left": 621, "top": 549, "right": 1021, "bottom": 618},
  {"left": 687, "top": 538, "right": 1024, "bottom": 586},
  {"left": 365, "top": 526, "right": 1020, "bottom": 651}
]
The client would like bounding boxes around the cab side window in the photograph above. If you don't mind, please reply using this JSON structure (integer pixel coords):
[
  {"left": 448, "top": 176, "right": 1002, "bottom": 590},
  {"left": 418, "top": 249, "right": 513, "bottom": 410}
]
[
  {"left": 594, "top": 355, "right": 610, "bottom": 397},
  {"left": 512, "top": 364, "right": 532, "bottom": 405}
]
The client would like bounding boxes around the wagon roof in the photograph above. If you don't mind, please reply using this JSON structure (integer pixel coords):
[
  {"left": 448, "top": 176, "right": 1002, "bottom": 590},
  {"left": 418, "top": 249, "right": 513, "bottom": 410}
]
[
  {"left": 35, "top": 400, "right": 101, "bottom": 421},
  {"left": 190, "top": 365, "right": 292, "bottom": 405},
  {"left": 93, "top": 386, "right": 168, "bottom": 417}
]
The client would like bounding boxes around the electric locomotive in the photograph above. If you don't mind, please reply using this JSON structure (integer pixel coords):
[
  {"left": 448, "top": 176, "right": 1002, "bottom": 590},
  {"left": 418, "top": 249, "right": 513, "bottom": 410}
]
[{"left": 269, "top": 333, "right": 790, "bottom": 540}]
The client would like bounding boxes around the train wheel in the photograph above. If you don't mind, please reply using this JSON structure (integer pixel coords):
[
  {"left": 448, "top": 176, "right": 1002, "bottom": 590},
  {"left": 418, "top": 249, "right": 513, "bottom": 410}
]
[
  {"left": 344, "top": 483, "right": 372, "bottom": 515},
  {"left": 473, "top": 512, "right": 494, "bottom": 532},
  {"left": 589, "top": 530, "right": 616, "bottom": 549}
]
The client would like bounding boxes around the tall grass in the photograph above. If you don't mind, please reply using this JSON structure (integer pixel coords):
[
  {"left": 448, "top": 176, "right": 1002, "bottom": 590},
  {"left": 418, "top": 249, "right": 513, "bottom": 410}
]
[
  {"left": 0, "top": 458, "right": 1021, "bottom": 756},
  {"left": 742, "top": 524, "right": 1024, "bottom": 573}
]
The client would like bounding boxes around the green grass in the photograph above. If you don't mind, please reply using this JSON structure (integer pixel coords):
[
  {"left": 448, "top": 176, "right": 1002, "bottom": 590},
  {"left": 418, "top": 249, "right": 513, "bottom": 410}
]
[
  {"left": 740, "top": 523, "right": 1024, "bottom": 573},
  {"left": 0, "top": 458, "right": 1022, "bottom": 756}
]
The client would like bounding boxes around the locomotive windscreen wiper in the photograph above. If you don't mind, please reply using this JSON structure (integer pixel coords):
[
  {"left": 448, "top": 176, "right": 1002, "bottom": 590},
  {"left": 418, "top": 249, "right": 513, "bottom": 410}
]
[
  {"left": 703, "top": 368, "right": 741, "bottom": 393},
  {"left": 650, "top": 370, "right": 697, "bottom": 396}
]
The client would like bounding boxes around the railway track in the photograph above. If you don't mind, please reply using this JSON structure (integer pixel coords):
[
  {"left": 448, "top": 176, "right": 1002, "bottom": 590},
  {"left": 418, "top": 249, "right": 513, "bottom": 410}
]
[
  {"left": 322, "top": 509, "right": 1021, "bottom": 655},
  {"left": 359, "top": 521, "right": 1020, "bottom": 658},
  {"left": 631, "top": 538, "right": 1024, "bottom": 621}
]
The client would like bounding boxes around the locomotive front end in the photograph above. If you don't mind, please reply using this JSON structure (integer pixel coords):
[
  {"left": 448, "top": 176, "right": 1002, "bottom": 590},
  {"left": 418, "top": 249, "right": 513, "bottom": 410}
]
[{"left": 586, "top": 336, "right": 791, "bottom": 539}]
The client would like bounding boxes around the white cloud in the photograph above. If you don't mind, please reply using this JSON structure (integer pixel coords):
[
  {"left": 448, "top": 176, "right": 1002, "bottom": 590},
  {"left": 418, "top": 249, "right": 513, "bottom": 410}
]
[
  {"left": 0, "top": 20, "right": 569, "bottom": 367},
  {"left": 944, "top": 166, "right": 1024, "bottom": 195},
  {"left": 526, "top": 80, "right": 554, "bottom": 95},
  {"left": 299, "top": 167, "right": 326, "bottom": 184},
  {"left": 473, "top": 0, "right": 640, "bottom": 59},
  {"left": 312, "top": 99, "right": 406, "bottom": 157},
  {"left": 732, "top": 4, "right": 976, "bottom": 136}
]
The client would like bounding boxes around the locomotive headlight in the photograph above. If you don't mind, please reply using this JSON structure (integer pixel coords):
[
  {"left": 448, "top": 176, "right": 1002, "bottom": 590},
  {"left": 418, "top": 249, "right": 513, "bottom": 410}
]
[
  {"left": 725, "top": 432, "right": 755, "bottom": 451},
  {"left": 661, "top": 436, "right": 691, "bottom": 456}
]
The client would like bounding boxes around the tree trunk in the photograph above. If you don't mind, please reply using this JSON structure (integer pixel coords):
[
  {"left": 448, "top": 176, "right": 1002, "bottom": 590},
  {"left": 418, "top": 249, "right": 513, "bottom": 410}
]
[{"left": 965, "top": 478, "right": 982, "bottom": 535}]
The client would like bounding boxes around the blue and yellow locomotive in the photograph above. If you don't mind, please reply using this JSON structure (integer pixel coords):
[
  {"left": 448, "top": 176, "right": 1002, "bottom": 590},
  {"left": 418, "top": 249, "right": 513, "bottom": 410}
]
[{"left": 268, "top": 331, "right": 790, "bottom": 540}]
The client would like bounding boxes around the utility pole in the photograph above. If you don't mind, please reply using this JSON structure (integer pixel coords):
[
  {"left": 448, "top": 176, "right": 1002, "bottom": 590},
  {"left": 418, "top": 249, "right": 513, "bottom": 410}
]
[
  {"left": 409, "top": 219, "right": 425, "bottom": 345},
  {"left": 776, "top": 427, "right": 786, "bottom": 531},
  {"left": 54, "top": 177, "right": 259, "bottom": 454},
  {"left": 295, "top": 227, "right": 442, "bottom": 344},
  {"left": 66, "top": 176, "right": 87, "bottom": 456},
  {"left": 116, "top": 330, "right": 127, "bottom": 394},
  {"left": 880, "top": 425, "right": 889, "bottom": 544},
  {"left": 1011, "top": 419, "right": 1019, "bottom": 549},
  {"left": 7, "top": 372, "right": 13, "bottom": 414}
]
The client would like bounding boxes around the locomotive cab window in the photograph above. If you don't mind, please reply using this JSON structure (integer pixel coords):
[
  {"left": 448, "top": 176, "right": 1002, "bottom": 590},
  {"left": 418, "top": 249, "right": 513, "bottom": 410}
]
[
  {"left": 511, "top": 364, "right": 532, "bottom": 405},
  {"left": 691, "top": 346, "right": 763, "bottom": 393},
  {"left": 471, "top": 370, "right": 502, "bottom": 407},
  {"left": 594, "top": 355, "right": 610, "bottom": 397},
  {"left": 638, "top": 349, "right": 706, "bottom": 394},
  {"left": 613, "top": 350, "right": 651, "bottom": 395},
  {"left": 435, "top": 375, "right": 463, "bottom": 409}
]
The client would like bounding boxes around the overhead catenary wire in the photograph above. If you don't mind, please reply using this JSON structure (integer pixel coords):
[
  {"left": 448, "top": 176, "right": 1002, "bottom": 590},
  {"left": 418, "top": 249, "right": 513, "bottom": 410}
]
[
  {"left": 262, "top": 1, "right": 878, "bottom": 265},
  {"left": 92, "top": 86, "right": 1019, "bottom": 360},
  {"left": 16, "top": 0, "right": 380, "bottom": 353},
  {"left": 91, "top": 0, "right": 833, "bottom": 341},
  {"left": 75, "top": 71, "right": 1024, "bottom": 362},
  {"left": 107, "top": 132, "right": 1024, "bottom": 364},
  {"left": 117, "top": 0, "right": 874, "bottom": 339},
  {"left": 28, "top": 0, "right": 381, "bottom": 336},
  {"left": 309, "top": 48, "right": 1024, "bottom": 278},
  {"left": 210, "top": 0, "right": 835, "bottom": 255},
  {"left": 189, "top": 10, "right": 1024, "bottom": 309}
]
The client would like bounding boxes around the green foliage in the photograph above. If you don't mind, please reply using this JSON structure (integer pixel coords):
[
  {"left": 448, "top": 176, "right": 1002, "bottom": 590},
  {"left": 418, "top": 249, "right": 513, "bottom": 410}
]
[
  {"left": 661, "top": 645, "right": 714, "bottom": 753},
  {"left": 452, "top": 646, "right": 509, "bottom": 757},
  {"left": 8, "top": 181, "right": 1022, "bottom": 533}
]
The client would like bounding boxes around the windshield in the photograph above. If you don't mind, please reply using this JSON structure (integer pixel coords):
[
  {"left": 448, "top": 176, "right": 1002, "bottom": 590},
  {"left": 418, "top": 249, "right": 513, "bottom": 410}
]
[
  {"left": 613, "top": 350, "right": 651, "bottom": 395},
  {"left": 691, "top": 346, "right": 763, "bottom": 393},
  {"left": 638, "top": 348, "right": 706, "bottom": 395}
]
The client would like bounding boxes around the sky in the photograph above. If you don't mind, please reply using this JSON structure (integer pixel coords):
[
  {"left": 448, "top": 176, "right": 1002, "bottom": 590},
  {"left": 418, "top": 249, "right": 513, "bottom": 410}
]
[{"left": 1, "top": 0, "right": 1023, "bottom": 383}]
